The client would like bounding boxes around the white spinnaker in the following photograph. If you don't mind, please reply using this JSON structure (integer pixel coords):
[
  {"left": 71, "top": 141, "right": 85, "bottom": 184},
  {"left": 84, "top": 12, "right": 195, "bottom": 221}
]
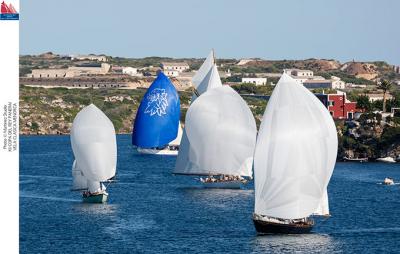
[
  {"left": 87, "top": 180, "right": 106, "bottom": 193},
  {"left": 70, "top": 104, "right": 117, "bottom": 182},
  {"left": 184, "top": 86, "right": 257, "bottom": 176},
  {"left": 313, "top": 190, "right": 330, "bottom": 216},
  {"left": 174, "top": 64, "right": 223, "bottom": 174},
  {"left": 71, "top": 160, "right": 88, "bottom": 191},
  {"left": 169, "top": 122, "right": 183, "bottom": 146},
  {"left": 254, "top": 73, "right": 337, "bottom": 220},
  {"left": 192, "top": 50, "right": 214, "bottom": 89}
]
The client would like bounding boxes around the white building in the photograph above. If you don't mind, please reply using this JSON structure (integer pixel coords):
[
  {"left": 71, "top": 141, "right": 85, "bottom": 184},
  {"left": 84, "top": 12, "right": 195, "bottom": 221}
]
[
  {"left": 302, "top": 76, "right": 347, "bottom": 90},
  {"left": 366, "top": 93, "right": 394, "bottom": 102},
  {"left": 331, "top": 76, "right": 345, "bottom": 89},
  {"left": 161, "top": 62, "right": 190, "bottom": 73},
  {"left": 164, "top": 70, "right": 180, "bottom": 77},
  {"left": 242, "top": 77, "right": 267, "bottom": 86},
  {"left": 283, "top": 69, "right": 314, "bottom": 77},
  {"left": 71, "top": 54, "right": 108, "bottom": 62},
  {"left": 27, "top": 63, "right": 111, "bottom": 78},
  {"left": 122, "top": 67, "right": 138, "bottom": 76}
]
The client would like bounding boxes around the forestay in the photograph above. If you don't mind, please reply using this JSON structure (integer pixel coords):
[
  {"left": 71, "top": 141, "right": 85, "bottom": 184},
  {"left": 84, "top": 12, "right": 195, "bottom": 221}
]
[
  {"left": 254, "top": 73, "right": 337, "bottom": 220},
  {"left": 132, "top": 72, "right": 180, "bottom": 148},
  {"left": 174, "top": 63, "right": 223, "bottom": 174},
  {"left": 183, "top": 86, "right": 257, "bottom": 176},
  {"left": 70, "top": 104, "right": 117, "bottom": 182}
]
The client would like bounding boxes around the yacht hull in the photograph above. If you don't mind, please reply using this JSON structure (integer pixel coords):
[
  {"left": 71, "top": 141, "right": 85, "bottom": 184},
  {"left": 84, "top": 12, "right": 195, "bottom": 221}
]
[
  {"left": 82, "top": 193, "right": 108, "bottom": 203},
  {"left": 137, "top": 148, "right": 178, "bottom": 156},
  {"left": 253, "top": 218, "right": 313, "bottom": 234},
  {"left": 201, "top": 180, "right": 245, "bottom": 189}
]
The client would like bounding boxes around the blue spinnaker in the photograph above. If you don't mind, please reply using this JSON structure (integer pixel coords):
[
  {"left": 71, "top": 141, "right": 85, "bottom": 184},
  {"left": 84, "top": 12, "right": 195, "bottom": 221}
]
[{"left": 132, "top": 72, "right": 180, "bottom": 148}]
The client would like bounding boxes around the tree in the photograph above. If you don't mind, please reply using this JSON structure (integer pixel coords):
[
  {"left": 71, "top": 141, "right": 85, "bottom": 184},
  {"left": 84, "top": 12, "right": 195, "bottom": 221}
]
[
  {"left": 377, "top": 79, "right": 392, "bottom": 112},
  {"left": 356, "top": 95, "right": 371, "bottom": 112}
]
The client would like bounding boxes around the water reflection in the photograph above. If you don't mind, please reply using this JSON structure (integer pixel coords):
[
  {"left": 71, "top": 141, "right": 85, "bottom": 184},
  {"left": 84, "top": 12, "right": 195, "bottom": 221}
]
[
  {"left": 72, "top": 202, "right": 119, "bottom": 215},
  {"left": 251, "top": 233, "right": 338, "bottom": 253},
  {"left": 179, "top": 187, "right": 253, "bottom": 208}
]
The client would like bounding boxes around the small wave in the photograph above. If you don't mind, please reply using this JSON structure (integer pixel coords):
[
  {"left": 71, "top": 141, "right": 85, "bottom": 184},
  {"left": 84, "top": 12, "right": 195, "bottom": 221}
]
[
  {"left": 20, "top": 193, "right": 80, "bottom": 202},
  {"left": 331, "top": 227, "right": 400, "bottom": 235},
  {"left": 104, "top": 215, "right": 157, "bottom": 238},
  {"left": 376, "top": 182, "right": 400, "bottom": 185},
  {"left": 19, "top": 180, "right": 36, "bottom": 185},
  {"left": 20, "top": 174, "right": 71, "bottom": 181}
]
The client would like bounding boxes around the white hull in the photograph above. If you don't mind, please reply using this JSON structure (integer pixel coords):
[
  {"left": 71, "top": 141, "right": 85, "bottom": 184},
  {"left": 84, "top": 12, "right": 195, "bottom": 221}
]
[
  {"left": 137, "top": 147, "right": 178, "bottom": 156},
  {"left": 376, "top": 157, "right": 396, "bottom": 163},
  {"left": 201, "top": 180, "right": 245, "bottom": 189}
]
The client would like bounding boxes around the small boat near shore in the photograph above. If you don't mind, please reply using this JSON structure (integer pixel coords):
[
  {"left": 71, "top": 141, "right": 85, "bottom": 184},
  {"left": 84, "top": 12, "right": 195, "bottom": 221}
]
[
  {"left": 376, "top": 157, "right": 396, "bottom": 163},
  {"left": 70, "top": 104, "right": 117, "bottom": 203},
  {"left": 252, "top": 74, "right": 338, "bottom": 234},
  {"left": 343, "top": 157, "right": 368, "bottom": 162}
]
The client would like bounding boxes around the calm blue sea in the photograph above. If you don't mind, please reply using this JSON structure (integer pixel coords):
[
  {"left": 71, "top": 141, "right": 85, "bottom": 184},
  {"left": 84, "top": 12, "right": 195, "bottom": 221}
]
[{"left": 20, "top": 135, "right": 400, "bottom": 253}]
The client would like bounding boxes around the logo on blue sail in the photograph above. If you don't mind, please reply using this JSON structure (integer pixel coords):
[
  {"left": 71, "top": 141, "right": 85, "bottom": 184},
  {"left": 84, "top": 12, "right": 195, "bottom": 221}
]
[{"left": 144, "top": 88, "right": 169, "bottom": 116}]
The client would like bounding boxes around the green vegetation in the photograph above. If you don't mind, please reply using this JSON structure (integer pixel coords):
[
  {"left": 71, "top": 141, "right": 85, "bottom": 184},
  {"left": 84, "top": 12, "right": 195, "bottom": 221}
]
[{"left": 377, "top": 79, "right": 392, "bottom": 112}]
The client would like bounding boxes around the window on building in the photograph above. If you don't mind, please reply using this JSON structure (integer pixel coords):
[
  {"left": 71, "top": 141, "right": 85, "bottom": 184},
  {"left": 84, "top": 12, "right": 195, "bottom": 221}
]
[
  {"left": 330, "top": 111, "right": 334, "bottom": 116},
  {"left": 347, "top": 112, "right": 354, "bottom": 119},
  {"left": 328, "top": 101, "right": 335, "bottom": 106}
]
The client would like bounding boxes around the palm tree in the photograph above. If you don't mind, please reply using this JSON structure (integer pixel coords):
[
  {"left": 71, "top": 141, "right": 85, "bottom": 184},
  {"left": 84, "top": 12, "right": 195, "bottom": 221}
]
[{"left": 377, "top": 79, "right": 392, "bottom": 112}]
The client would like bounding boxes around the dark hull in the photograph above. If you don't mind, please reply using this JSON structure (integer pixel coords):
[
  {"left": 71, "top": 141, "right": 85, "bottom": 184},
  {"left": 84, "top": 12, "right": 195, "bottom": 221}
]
[{"left": 253, "top": 219, "right": 313, "bottom": 234}]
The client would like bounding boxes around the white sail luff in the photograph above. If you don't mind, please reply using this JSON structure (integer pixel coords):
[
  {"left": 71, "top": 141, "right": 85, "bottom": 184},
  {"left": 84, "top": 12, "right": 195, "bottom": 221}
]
[
  {"left": 169, "top": 122, "right": 183, "bottom": 146},
  {"left": 174, "top": 56, "right": 222, "bottom": 175},
  {"left": 183, "top": 86, "right": 257, "bottom": 177},
  {"left": 192, "top": 50, "right": 214, "bottom": 89},
  {"left": 70, "top": 104, "right": 117, "bottom": 182},
  {"left": 254, "top": 73, "right": 337, "bottom": 219},
  {"left": 71, "top": 160, "right": 88, "bottom": 191},
  {"left": 313, "top": 189, "right": 330, "bottom": 216}
]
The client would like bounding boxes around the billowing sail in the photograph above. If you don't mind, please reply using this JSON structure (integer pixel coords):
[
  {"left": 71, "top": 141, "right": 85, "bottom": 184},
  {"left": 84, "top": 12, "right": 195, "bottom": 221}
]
[
  {"left": 181, "top": 86, "right": 257, "bottom": 176},
  {"left": 192, "top": 50, "right": 214, "bottom": 89},
  {"left": 313, "top": 190, "right": 330, "bottom": 216},
  {"left": 71, "top": 160, "right": 88, "bottom": 191},
  {"left": 132, "top": 72, "right": 180, "bottom": 148},
  {"left": 70, "top": 104, "right": 117, "bottom": 182},
  {"left": 87, "top": 180, "right": 106, "bottom": 193},
  {"left": 174, "top": 64, "right": 223, "bottom": 174},
  {"left": 169, "top": 122, "right": 183, "bottom": 146},
  {"left": 254, "top": 73, "right": 337, "bottom": 220}
]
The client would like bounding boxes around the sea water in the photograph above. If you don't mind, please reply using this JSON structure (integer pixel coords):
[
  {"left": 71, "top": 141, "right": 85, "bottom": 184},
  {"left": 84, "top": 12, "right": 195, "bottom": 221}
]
[{"left": 20, "top": 135, "right": 400, "bottom": 253}]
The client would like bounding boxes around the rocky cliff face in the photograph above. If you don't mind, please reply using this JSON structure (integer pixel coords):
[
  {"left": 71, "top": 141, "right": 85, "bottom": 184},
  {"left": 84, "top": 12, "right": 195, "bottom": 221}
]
[{"left": 343, "top": 62, "right": 378, "bottom": 80}]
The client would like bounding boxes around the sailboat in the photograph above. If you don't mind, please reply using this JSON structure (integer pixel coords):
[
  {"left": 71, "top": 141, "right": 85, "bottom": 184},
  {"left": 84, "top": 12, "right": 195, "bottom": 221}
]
[
  {"left": 132, "top": 72, "right": 181, "bottom": 155},
  {"left": 70, "top": 104, "right": 117, "bottom": 203},
  {"left": 175, "top": 51, "right": 218, "bottom": 170},
  {"left": 252, "top": 73, "right": 338, "bottom": 234},
  {"left": 174, "top": 51, "right": 257, "bottom": 188}
]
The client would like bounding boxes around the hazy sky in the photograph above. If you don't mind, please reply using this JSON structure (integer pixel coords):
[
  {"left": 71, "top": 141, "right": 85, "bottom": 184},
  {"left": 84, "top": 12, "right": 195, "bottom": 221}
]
[{"left": 20, "top": 0, "right": 400, "bottom": 64}]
